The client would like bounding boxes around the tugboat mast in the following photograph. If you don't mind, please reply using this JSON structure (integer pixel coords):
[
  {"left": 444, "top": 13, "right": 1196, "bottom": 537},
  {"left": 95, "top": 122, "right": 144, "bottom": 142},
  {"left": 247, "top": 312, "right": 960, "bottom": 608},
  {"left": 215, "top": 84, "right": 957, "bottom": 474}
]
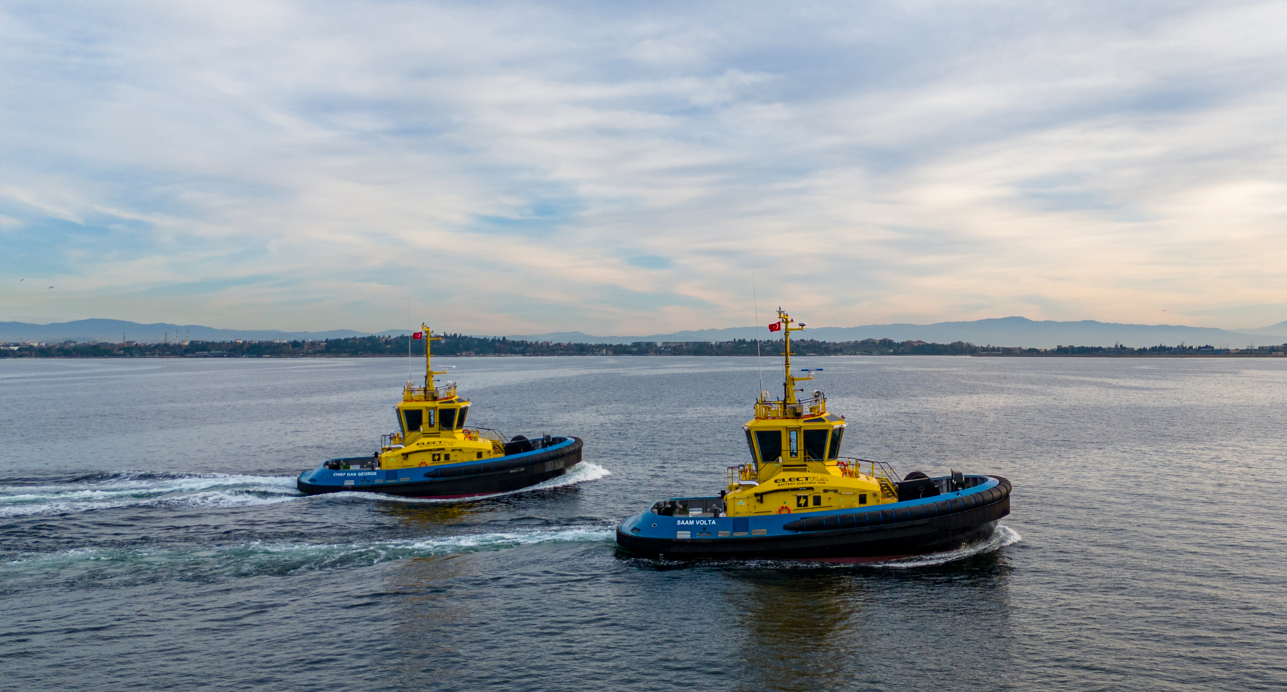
[
  {"left": 421, "top": 323, "right": 446, "bottom": 390},
  {"left": 773, "top": 308, "right": 812, "bottom": 412}
]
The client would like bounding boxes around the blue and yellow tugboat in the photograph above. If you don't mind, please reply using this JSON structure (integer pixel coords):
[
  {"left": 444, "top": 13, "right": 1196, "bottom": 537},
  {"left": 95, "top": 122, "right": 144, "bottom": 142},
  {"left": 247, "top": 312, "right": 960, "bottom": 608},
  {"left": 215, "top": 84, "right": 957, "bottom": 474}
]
[
  {"left": 616, "top": 309, "right": 1011, "bottom": 561},
  {"left": 298, "top": 325, "right": 583, "bottom": 499}
]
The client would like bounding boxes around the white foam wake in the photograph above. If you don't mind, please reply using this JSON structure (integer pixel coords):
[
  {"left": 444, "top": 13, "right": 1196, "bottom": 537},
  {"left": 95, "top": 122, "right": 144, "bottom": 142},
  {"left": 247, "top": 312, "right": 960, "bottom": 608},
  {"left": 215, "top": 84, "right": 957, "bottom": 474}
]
[
  {"left": 0, "top": 473, "right": 302, "bottom": 517},
  {"left": 872, "top": 524, "right": 1023, "bottom": 569},
  {"left": 330, "top": 461, "right": 611, "bottom": 505},
  {"left": 1, "top": 525, "right": 616, "bottom": 583}
]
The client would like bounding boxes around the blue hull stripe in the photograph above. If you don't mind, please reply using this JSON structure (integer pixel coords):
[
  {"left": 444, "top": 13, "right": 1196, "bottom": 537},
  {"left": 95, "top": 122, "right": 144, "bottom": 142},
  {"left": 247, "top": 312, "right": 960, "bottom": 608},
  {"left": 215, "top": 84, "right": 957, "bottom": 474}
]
[
  {"left": 620, "top": 476, "right": 1005, "bottom": 540},
  {"left": 299, "top": 436, "right": 579, "bottom": 489}
]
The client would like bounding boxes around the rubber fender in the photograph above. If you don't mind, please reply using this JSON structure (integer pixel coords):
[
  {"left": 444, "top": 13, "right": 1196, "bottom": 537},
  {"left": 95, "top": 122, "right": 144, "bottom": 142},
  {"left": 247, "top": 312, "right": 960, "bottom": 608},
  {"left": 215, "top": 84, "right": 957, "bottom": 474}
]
[
  {"left": 937, "top": 500, "right": 952, "bottom": 515},
  {"left": 824, "top": 516, "right": 839, "bottom": 530},
  {"left": 951, "top": 497, "right": 964, "bottom": 512},
  {"left": 838, "top": 514, "right": 858, "bottom": 529},
  {"left": 963, "top": 494, "right": 977, "bottom": 509},
  {"left": 994, "top": 476, "right": 1012, "bottom": 495},
  {"left": 782, "top": 519, "right": 806, "bottom": 531},
  {"left": 880, "top": 509, "right": 896, "bottom": 524},
  {"left": 804, "top": 517, "right": 825, "bottom": 531}
]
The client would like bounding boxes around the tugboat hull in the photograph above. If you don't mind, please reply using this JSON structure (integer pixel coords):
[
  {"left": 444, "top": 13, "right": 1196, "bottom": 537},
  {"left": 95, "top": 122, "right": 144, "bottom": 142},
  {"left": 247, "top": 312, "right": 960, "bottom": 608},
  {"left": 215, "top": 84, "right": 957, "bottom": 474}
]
[
  {"left": 298, "top": 436, "right": 583, "bottom": 499},
  {"left": 616, "top": 475, "right": 1010, "bottom": 561}
]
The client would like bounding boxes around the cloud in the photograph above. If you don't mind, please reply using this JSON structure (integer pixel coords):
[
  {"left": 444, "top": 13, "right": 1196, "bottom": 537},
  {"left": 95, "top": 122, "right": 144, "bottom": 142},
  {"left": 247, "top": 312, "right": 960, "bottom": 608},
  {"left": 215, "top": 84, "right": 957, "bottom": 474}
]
[{"left": 0, "top": 0, "right": 1284, "bottom": 332}]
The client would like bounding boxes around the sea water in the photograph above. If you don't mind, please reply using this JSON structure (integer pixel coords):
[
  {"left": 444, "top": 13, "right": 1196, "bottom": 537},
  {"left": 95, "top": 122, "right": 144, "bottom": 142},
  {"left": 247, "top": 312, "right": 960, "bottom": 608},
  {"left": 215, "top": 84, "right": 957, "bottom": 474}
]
[{"left": 1, "top": 356, "right": 1283, "bottom": 691}]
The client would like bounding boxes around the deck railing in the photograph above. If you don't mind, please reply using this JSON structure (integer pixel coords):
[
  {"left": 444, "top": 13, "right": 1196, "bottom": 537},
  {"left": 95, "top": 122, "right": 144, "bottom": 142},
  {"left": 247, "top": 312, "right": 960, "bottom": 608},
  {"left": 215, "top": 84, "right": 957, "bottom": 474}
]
[
  {"left": 835, "top": 458, "right": 900, "bottom": 480},
  {"left": 753, "top": 394, "right": 827, "bottom": 420},
  {"left": 465, "top": 427, "right": 506, "bottom": 443},
  {"left": 403, "top": 382, "right": 458, "bottom": 401},
  {"left": 727, "top": 464, "right": 758, "bottom": 486}
]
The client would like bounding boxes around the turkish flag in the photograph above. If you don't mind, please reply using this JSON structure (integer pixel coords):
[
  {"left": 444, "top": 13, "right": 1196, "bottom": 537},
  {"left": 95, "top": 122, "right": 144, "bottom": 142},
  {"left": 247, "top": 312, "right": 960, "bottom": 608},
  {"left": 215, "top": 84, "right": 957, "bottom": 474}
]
[
  {"left": 412, "top": 332, "right": 424, "bottom": 340},
  {"left": 768, "top": 322, "right": 781, "bottom": 332}
]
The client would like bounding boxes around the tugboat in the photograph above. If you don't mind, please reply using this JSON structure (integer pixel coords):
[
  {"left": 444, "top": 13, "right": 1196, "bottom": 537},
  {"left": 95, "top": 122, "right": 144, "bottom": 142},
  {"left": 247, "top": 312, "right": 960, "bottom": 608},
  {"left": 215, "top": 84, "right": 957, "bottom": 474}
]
[
  {"left": 615, "top": 309, "right": 1011, "bottom": 561},
  {"left": 298, "top": 325, "right": 583, "bottom": 498}
]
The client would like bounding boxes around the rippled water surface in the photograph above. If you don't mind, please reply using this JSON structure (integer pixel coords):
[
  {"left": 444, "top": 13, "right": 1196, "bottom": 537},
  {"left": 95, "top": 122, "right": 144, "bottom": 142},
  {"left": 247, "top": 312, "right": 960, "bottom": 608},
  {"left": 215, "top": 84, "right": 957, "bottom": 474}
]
[{"left": 2, "top": 357, "right": 1284, "bottom": 691}]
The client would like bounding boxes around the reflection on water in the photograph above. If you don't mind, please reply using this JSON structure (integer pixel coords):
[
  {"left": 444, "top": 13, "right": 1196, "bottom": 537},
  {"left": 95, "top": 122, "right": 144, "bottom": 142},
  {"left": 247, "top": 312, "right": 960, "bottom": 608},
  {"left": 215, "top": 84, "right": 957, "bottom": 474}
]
[
  {"left": 375, "top": 501, "right": 477, "bottom": 525},
  {"left": 385, "top": 554, "right": 477, "bottom": 681},
  {"left": 721, "top": 546, "right": 1015, "bottom": 692},
  {"left": 727, "top": 570, "right": 865, "bottom": 692}
]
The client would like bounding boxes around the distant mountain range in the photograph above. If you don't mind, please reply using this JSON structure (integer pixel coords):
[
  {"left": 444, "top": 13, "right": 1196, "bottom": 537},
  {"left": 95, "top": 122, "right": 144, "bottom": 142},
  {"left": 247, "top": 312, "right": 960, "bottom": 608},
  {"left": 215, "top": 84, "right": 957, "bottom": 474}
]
[
  {"left": 507, "top": 316, "right": 1287, "bottom": 349},
  {"left": 4, "top": 316, "right": 1285, "bottom": 349},
  {"left": 0, "top": 319, "right": 370, "bottom": 344}
]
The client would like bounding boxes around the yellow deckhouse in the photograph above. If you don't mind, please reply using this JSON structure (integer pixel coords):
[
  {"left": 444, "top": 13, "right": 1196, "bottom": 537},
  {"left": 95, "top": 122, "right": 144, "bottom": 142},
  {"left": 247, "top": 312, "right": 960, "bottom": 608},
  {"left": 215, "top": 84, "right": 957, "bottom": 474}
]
[
  {"left": 723, "top": 309, "right": 899, "bottom": 516},
  {"left": 379, "top": 325, "right": 505, "bottom": 470}
]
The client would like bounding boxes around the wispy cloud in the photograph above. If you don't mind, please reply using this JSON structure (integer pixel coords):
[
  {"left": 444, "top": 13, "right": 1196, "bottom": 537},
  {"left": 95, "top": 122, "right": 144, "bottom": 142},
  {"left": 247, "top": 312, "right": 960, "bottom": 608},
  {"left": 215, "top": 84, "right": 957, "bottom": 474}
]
[{"left": 1, "top": 0, "right": 1284, "bottom": 332}]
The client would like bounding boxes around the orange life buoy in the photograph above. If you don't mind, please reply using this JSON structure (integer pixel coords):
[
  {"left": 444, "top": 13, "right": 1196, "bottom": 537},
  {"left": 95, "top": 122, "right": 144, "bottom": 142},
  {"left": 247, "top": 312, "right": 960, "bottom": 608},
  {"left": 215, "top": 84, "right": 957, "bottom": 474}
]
[
  {"left": 836, "top": 460, "right": 848, "bottom": 476},
  {"left": 418, "top": 461, "right": 428, "bottom": 467},
  {"left": 778, "top": 506, "right": 791, "bottom": 514}
]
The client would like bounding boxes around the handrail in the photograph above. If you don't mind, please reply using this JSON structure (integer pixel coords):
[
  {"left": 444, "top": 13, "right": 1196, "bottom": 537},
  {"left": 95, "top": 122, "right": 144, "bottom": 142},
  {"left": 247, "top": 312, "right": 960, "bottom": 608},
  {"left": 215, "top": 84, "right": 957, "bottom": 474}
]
[
  {"left": 403, "top": 382, "right": 459, "bottom": 401},
  {"left": 753, "top": 394, "right": 828, "bottom": 420},
  {"left": 834, "top": 457, "right": 901, "bottom": 483},
  {"left": 727, "top": 464, "right": 757, "bottom": 486},
  {"left": 467, "top": 427, "right": 507, "bottom": 443}
]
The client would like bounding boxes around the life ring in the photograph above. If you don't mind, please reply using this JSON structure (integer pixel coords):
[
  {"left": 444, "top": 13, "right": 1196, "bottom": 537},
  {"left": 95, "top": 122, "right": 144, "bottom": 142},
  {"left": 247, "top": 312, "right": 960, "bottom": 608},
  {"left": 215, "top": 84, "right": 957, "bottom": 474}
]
[
  {"left": 778, "top": 505, "right": 791, "bottom": 514},
  {"left": 836, "top": 460, "right": 848, "bottom": 476},
  {"left": 418, "top": 461, "right": 428, "bottom": 467}
]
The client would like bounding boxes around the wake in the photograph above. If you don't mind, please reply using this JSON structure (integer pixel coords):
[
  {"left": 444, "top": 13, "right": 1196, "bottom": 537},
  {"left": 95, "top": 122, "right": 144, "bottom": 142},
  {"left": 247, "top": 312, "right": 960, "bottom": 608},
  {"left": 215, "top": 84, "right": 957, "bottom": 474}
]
[{"left": 0, "top": 472, "right": 301, "bottom": 517}]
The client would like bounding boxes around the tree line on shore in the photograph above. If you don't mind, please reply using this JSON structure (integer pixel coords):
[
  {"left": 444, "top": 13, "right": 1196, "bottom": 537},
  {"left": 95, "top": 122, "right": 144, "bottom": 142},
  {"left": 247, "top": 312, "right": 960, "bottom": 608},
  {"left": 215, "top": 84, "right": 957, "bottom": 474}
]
[{"left": 3, "top": 333, "right": 1284, "bottom": 358}]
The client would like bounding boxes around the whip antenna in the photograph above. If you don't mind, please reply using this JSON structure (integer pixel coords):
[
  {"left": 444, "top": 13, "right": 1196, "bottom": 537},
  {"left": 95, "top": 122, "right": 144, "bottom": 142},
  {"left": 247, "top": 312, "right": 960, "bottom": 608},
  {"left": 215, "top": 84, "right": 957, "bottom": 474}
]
[{"left": 752, "top": 271, "right": 763, "bottom": 397}]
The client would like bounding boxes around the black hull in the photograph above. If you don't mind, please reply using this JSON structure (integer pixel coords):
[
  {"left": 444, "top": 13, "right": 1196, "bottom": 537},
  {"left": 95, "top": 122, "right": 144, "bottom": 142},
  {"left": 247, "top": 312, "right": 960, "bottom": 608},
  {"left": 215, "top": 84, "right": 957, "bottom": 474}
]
[
  {"left": 298, "top": 437, "right": 583, "bottom": 499},
  {"left": 617, "top": 491, "right": 1009, "bottom": 561}
]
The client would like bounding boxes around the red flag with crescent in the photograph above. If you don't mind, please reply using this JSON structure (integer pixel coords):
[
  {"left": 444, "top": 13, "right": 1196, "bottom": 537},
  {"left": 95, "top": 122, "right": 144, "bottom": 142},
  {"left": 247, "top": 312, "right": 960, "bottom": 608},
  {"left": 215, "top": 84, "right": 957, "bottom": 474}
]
[
  {"left": 768, "top": 322, "right": 782, "bottom": 332},
  {"left": 412, "top": 332, "right": 424, "bottom": 340}
]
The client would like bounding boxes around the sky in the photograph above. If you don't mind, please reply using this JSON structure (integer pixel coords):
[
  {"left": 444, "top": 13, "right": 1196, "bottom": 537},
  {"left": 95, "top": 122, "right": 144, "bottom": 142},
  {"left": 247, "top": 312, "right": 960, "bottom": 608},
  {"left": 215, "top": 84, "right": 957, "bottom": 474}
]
[{"left": 1, "top": 0, "right": 1285, "bottom": 335}]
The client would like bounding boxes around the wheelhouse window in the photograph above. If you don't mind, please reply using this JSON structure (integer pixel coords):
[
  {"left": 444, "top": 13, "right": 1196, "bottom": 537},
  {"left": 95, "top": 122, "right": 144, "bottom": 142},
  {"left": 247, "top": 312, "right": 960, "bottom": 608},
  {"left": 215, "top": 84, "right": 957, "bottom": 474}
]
[
  {"left": 803, "top": 429, "right": 828, "bottom": 461},
  {"left": 828, "top": 427, "right": 844, "bottom": 460},
  {"left": 788, "top": 429, "right": 799, "bottom": 458},
  {"left": 744, "top": 429, "right": 757, "bottom": 467},
  {"left": 754, "top": 430, "right": 782, "bottom": 464},
  {"left": 439, "top": 408, "right": 457, "bottom": 430},
  {"left": 457, "top": 405, "right": 469, "bottom": 429},
  {"left": 403, "top": 409, "right": 423, "bottom": 434}
]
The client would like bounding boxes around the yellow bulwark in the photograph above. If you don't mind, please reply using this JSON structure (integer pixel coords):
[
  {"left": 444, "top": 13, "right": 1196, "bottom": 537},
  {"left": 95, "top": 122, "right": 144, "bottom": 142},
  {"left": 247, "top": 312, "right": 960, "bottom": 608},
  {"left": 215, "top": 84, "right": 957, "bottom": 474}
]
[
  {"left": 723, "top": 309, "right": 898, "bottom": 516},
  {"left": 378, "top": 324, "right": 504, "bottom": 470}
]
